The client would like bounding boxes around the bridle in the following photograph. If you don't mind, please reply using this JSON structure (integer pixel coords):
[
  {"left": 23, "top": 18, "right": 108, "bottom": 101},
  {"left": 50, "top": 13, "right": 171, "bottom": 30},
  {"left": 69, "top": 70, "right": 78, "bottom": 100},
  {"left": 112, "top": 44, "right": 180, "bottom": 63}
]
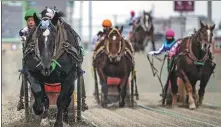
[{"left": 105, "top": 29, "right": 125, "bottom": 62}]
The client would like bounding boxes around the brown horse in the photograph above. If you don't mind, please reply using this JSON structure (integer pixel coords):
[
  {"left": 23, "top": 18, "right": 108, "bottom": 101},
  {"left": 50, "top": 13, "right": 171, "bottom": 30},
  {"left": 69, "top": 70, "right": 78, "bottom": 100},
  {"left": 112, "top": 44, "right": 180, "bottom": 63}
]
[
  {"left": 93, "top": 28, "right": 135, "bottom": 107},
  {"left": 132, "top": 11, "right": 156, "bottom": 52},
  {"left": 170, "top": 21, "right": 216, "bottom": 109}
]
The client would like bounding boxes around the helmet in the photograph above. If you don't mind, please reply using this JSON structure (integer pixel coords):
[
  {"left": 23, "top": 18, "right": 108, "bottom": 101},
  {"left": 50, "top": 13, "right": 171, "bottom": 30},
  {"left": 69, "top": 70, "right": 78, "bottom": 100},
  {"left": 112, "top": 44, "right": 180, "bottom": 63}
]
[
  {"left": 165, "top": 29, "right": 175, "bottom": 38},
  {"left": 102, "top": 19, "right": 112, "bottom": 27},
  {"left": 130, "top": 10, "right": 135, "bottom": 16},
  {"left": 25, "top": 8, "right": 37, "bottom": 21}
]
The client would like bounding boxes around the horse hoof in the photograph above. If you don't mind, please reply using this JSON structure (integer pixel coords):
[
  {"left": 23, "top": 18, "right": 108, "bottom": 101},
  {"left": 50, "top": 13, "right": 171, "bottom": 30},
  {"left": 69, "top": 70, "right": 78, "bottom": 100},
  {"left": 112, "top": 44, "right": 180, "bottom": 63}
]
[
  {"left": 101, "top": 102, "right": 107, "bottom": 108},
  {"left": 196, "top": 101, "right": 202, "bottom": 108},
  {"left": 82, "top": 104, "right": 89, "bottom": 111},
  {"left": 40, "top": 117, "right": 50, "bottom": 127},
  {"left": 41, "top": 110, "right": 49, "bottom": 119},
  {"left": 63, "top": 113, "right": 68, "bottom": 124},
  {"left": 33, "top": 105, "right": 44, "bottom": 116},
  {"left": 17, "top": 101, "right": 24, "bottom": 111},
  {"left": 189, "top": 103, "right": 196, "bottom": 110},
  {"left": 119, "top": 101, "right": 125, "bottom": 107},
  {"left": 54, "top": 121, "right": 63, "bottom": 127}
]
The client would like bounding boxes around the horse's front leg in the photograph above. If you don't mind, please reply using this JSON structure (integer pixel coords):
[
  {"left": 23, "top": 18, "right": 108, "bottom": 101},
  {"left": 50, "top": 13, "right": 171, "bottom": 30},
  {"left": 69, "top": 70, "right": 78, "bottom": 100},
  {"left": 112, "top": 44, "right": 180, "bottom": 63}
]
[
  {"left": 198, "top": 75, "right": 211, "bottom": 106},
  {"left": 185, "top": 80, "right": 196, "bottom": 109},
  {"left": 119, "top": 76, "right": 129, "bottom": 107},
  {"left": 54, "top": 72, "right": 76, "bottom": 127},
  {"left": 63, "top": 83, "right": 74, "bottom": 124},
  {"left": 26, "top": 72, "right": 45, "bottom": 115}
]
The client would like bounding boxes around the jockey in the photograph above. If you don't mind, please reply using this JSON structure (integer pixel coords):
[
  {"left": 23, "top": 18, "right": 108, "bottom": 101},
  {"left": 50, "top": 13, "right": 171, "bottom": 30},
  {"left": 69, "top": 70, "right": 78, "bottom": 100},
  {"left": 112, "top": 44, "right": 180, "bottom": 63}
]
[
  {"left": 148, "top": 29, "right": 176, "bottom": 56},
  {"left": 92, "top": 19, "right": 112, "bottom": 52},
  {"left": 102, "top": 19, "right": 113, "bottom": 35},
  {"left": 148, "top": 29, "right": 177, "bottom": 99},
  {"left": 129, "top": 10, "right": 136, "bottom": 26},
  {"left": 19, "top": 8, "right": 37, "bottom": 42},
  {"left": 91, "top": 31, "right": 104, "bottom": 50},
  {"left": 17, "top": 8, "right": 38, "bottom": 111}
]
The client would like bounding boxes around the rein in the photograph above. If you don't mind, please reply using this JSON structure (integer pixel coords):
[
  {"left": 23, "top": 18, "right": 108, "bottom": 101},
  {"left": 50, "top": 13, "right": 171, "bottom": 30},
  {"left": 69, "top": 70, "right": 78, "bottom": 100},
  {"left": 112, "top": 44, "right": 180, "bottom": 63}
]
[
  {"left": 105, "top": 29, "right": 126, "bottom": 62},
  {"left": 23, "top": 18, "right": 82, "bottom": 71},
  {"left": 146, "top": 54, "right": 164, "bottom": 90}
]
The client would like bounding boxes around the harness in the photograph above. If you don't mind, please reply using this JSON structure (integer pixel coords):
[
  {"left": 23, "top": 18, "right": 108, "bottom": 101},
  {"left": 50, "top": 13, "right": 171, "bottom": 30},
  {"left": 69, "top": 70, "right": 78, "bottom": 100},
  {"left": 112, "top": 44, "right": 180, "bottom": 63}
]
[
  {"left": 172, "top": 35, "right": 216, "bottom": 82},
  {"left": 178, "top": 36, "right": 209, "bottom": 66},
  {"left": 23, "top": 19, "right": 83, "bottom": 69},
  {"left": 93, "top": 31, "right": 135, "bottom": 66}
]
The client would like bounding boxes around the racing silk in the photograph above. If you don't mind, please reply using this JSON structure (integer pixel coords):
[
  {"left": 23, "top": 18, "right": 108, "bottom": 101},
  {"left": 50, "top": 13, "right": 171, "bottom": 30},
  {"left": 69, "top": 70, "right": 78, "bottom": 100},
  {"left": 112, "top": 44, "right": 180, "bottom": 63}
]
[
  {"left": 91, "top": 35, "right": 100, "bottom": 51},
  {"left": 152, "top": 40, "right": 176, "bottom": 55},
  {"left": 129, "top": 16, "right": 136, "bottom": 26},
  {"left": 168, "top": 39, "right": 183, "bottom": 59},
  {"left": 92, "top": 35, "right": 99, "bottom": 45}
]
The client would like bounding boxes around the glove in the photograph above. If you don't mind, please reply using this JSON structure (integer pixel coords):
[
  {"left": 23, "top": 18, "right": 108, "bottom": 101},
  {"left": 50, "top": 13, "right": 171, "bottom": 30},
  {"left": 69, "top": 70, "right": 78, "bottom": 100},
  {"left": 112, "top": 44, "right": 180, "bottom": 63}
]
[
  {"left": 21, "top": 27, "right": 29, "bottom": 33},
  {"left": 20, "top": 36, "right": 26, "bottom": 42},
  {"left": 148, "top": 51, "right": 155, "bottom": 56},
  {"left": 19, "top": 27, "right": 29, "bottom": 36}
]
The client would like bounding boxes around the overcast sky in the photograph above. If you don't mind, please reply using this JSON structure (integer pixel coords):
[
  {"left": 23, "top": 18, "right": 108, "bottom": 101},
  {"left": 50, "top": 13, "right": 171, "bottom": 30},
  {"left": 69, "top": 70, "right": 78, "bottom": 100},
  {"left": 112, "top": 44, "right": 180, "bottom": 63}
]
[{"left": 72, "top": 1, "right": 221, "bottom": 39}]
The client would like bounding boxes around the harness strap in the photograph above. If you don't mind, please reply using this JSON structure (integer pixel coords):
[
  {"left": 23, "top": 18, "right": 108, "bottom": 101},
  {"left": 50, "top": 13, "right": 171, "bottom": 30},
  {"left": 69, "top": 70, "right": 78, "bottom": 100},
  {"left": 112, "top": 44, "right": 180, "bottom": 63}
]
[{"left": 186, "top": 36, "right": 209, "bottom": 63}]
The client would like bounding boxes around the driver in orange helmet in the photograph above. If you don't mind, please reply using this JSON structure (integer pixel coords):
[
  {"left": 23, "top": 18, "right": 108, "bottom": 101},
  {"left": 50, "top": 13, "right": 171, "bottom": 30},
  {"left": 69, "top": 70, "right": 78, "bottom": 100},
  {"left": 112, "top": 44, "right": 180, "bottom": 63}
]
[{"left": 99, "top": 19, "right": 113, "bottom": 41}]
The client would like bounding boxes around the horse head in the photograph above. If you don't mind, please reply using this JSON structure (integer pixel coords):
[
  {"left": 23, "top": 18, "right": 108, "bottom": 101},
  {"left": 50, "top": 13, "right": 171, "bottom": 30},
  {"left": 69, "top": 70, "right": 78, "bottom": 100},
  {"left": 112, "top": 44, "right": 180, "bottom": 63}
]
[
  {"left": 106, "top": 28, "right": 123, "bottom": 62},
  {"left": 33, "top": 6, "right": 65, "bottom": 27},
  {"left": 33, "top": 7, "right": 65, "bottom": 76},
  {"left": 141, "top": 10, "right": 153, "bottom": 32},
  {"left": 195, "top": 20, "right": 215, "bottom": 51}
]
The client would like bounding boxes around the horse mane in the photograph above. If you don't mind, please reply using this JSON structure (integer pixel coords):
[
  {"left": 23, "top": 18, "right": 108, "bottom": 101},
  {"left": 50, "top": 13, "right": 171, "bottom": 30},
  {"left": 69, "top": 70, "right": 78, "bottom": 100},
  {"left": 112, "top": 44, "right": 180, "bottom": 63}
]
[
  {"left": 40, "top": 8, "right": 65, "bottom": 18},
  {"left": 56, "top": 11, "right": 65, "bottom": 18}
]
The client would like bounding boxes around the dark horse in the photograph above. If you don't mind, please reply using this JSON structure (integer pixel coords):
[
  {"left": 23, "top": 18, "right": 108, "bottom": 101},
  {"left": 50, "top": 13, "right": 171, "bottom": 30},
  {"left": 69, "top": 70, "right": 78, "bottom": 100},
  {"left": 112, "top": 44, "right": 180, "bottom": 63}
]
[
  {"left": 93, "top": 28, "right": 135, "bottom": 107},
  {"left": 132, "top": 11, "right": 156, "bottom": 52},
  {"left": 170, "top": 21, "right": 216, "bottom": 109},
  {"left": 23, "top": 9, "right": 84, "bottom": 127}
]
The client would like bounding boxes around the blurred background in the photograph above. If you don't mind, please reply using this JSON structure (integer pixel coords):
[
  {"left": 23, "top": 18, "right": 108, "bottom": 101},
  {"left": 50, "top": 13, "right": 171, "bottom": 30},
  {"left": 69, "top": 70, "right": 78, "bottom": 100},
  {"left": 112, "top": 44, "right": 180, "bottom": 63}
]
[
  {"left": 2, "top": 1, "right": 221, "bottom": 126},
  {"left": 2, "top": 1, "right": 221, "bottom": 51}
]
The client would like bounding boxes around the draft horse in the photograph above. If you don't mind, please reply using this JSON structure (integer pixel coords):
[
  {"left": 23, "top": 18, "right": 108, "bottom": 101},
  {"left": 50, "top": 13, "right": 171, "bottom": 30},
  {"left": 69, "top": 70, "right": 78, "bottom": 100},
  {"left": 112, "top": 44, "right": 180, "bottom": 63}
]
[
  {"left": 93, "top": 27, "right": 136, "bottom": 107},
  {"left": 170, "top": 21, "right": 216, "bottom": 109},
  {"left": 23, "top": 9, "right": 84, "bottom": 127},
  {"left": 132, "top": 11, "right": 156, "bottom": 52}
]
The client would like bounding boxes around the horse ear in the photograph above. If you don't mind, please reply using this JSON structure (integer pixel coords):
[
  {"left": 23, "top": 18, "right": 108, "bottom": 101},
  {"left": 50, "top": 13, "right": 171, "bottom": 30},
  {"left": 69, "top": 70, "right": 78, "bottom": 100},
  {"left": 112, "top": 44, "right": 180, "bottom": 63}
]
[
  {"left": 119, "top": 25, "right": 124, "bottom": 34},
  {"left": 211, "top": 24, "right": 215, "bottom": 30},
  {"left": 200, "top": 20, "right": 205, "bottom": 27},
  {"left": 33, "top": 12, "right": 41, "bottom": 26},
  {"left": 51, "top": 12, "right": 59, "bottom": 26}
]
